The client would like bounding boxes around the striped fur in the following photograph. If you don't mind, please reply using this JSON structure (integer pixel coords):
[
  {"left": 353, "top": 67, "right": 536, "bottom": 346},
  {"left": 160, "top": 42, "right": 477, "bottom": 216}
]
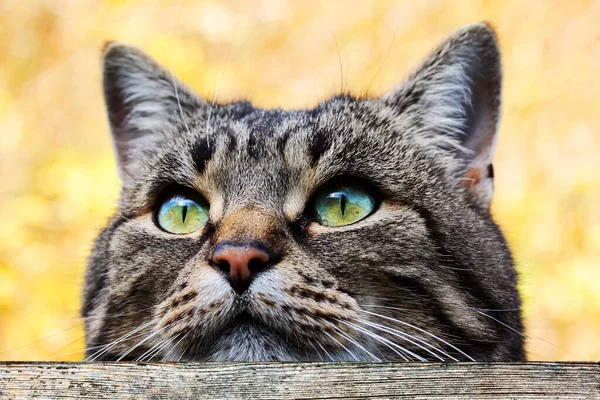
[{"left": 83, "top": 23, "right": 525, "bottom": 362}]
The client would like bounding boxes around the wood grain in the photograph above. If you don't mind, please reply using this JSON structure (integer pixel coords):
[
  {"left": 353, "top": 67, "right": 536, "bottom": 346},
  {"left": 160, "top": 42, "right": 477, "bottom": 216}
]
[{"left": 0, "top": 362, "right": 598, "bottom": 399}]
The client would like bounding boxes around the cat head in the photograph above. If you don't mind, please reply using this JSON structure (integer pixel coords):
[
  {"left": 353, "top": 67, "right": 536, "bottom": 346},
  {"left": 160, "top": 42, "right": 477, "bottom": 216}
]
[{"left": 83, "top": 22, "right": 525, "bottom": 361}]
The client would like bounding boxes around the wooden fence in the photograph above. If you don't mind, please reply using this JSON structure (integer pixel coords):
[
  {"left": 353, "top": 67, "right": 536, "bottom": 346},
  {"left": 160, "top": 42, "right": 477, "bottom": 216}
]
[{"left": 0, "top": 362, "right": 598, "bottom": 399}]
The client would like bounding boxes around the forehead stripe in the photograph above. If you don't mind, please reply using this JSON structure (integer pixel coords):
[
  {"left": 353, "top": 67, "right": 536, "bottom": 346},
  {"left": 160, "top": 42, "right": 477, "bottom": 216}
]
[
  {"left": 308, "top": 129, "right": 332, "bottom": 167},
  {"left": 192, "top": 135, "right": 214, "bottom": 174}
]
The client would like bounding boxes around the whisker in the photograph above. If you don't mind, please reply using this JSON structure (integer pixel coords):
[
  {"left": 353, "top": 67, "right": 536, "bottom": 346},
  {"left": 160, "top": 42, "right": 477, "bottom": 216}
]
[
  {"left": 45, "top": 329, "right": 89, "bottom": 361},
  {"left": 362, "top": 15, "right": 401, "bottom": 97},
  {"left": 116, "top": 322, "right": 175, "bottom": 362},
  {"left": 85, "top": 319, "right": 157, "bottom": 361},
  {"left": 361, "top": 309, "right": 476, "bottom": 361},
  {"left": 162, "top": 330, "right": 190, "bottom": 361},
  {"left": 137, "top": 335, "right": 176, "bottom": 362},
  {"left": 65, "top": 307, "right": 156, "bottom": 323},
  {"left": 307, "top": 340, "right": 324, "bottom": 361},
  {"left": 151, "top": 337, "right": 180, "bottom": 361},
  {"left": 467, "top": 307, "right": 526, "bottom": 338},
  {"left": 136, "top": 336, "right": 173, "bottom": 362},
  {"left": 203, "top": 33, "right": 251, "bottom": 141},
  {"left": 320, "top": 329, "right": 359, "bottom": 361},
  {"left": 53, "top": 305, "right": 160, "bottom": 359},
  {"left": 469, "top": 307, "right": 521, "bottom": 312},
  {"left": 316, "top": 341, "right": 335, "bottom": 362},
  {"left": 47, "top": 344, "right": 107, "bottom": 360},
  {"left": 359, "top": 305, "right": 458, "bottom": 359},
  {"left": 175, "top": 337, "right": 193, "bottom": 362},
  {"left": 357, "top": 296, "right": 401, "bottom": 303},
  {"left": 309, "top": 339, "right": 334, "bottom": 362},
  {"left": 325, "top": 321, "right": 382, "bottom": 362},
  {"left": 152, "top": 336, "right": 180, "bottom": 361},
  {"left": 50, "top": 309, "right": 158, "bottom": 361},
  {"left": 0, "top": 322, "right": 86, "bottom": 356},
  {"left": 328, "top": 15, "right": 344, "bottom": 94},
  {"left": 160, "top": 46, "right": 192, "bottom": 138},
  {"left": 360, "top": 304, "right": 410, "bottom": 312},
  {"left": 337, "top": 319, "right": 418, "bottom": 362},
  {"left": 344, "top": 53, "right": 349, "bottom": 96},
  {"left": 355, "top": 317, "right": 454, "bottom": 362},
  {"left": 466, "top": 306, "right": 572, "bottom": 357},
  {"left": 135, "top": 340, "right": 165, "bottom": 362}
]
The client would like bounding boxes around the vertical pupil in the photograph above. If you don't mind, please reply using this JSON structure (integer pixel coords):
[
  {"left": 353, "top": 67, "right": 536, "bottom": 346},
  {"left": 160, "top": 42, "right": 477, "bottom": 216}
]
[
  {"left": 181, "top": 205, "right": 188, "bottom": 223},
  {"left": 340, "top": 194, "right": 347, "bottom": 216}
]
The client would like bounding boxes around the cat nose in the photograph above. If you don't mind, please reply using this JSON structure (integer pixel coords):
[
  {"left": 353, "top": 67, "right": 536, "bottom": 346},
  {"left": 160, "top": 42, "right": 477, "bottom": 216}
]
[{"left": 210, "top": 242, "right": 273, "bottom": 295}]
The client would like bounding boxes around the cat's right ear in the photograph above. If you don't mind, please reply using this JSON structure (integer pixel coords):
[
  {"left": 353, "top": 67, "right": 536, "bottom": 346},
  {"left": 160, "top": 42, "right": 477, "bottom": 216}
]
[
  {"left": 381, "top": 23, "right": 502, "bottom": 209},
  {"left": 102, "top": 42, "right": 205, "bottom": 180}
]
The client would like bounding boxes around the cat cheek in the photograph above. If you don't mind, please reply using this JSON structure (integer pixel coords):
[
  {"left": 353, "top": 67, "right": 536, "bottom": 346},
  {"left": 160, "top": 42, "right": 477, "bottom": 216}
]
[{"left": 155, "top": 271, "right": 234, "bottom": 337}]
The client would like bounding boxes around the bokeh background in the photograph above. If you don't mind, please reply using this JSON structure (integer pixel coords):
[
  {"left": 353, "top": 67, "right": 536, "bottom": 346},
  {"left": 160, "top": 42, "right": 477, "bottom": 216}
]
[{"left": 1, "top": 0, "right": 599, "bottom": 361}]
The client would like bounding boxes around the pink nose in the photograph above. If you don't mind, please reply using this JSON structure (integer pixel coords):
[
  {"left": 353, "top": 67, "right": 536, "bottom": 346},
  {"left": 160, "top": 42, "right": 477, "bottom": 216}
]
[{"left": 210, "top": 242, "right": 272, "bottom": 295}]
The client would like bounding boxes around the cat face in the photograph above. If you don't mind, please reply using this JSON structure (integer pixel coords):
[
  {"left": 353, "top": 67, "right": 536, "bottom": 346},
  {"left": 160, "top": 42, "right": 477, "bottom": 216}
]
[{"left": 83, "top": 22, "right": 525, "bottom": 361}]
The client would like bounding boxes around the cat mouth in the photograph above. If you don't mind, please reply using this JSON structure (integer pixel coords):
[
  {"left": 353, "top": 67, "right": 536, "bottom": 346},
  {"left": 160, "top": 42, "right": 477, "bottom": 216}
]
[
  {"left": 223, "top": 310, "right": 264, "bottom": 331},
  {"left": 156, "top": 290, "right": 359, "bottom": 361},
  {"left": 181, "top": 310, "right": 302, "bottom": 361}
]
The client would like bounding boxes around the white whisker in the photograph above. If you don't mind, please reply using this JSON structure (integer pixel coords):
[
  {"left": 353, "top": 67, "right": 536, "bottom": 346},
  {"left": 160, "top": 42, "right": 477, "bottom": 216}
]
[
  {"left": 315, "top": 341, "right": 335, "bottom": 362},
  {"left": 175, "top": 338, "right": 192, "bottom": 362},
  {"left": 328, "top": 15, "right": 344, "bottom": 94},
  {"left": 160, "top": 46, "right": 192, "bottom": 138},
  {"left": 320, "top": 329, "right": 360, "bottom": 361},
  {"left": 85, "top": 319, "right": 157, "bottom": 361},
  {"left": 162, "top": 330, "right": 190, "bottom": 361},
  {"left": 325, "top": 321, "right": 382, "bottom": 362},
  {"left": 116, "top": 322, "right": 174, "bottom": 362},
  {"left": 136, "top": 335, "right": 177, "bottom": 362},
  {"left": 467, "top": 307, "right": 525, "bottom": 338},
  {"left": 150, "top": 337, "right": 179, "bottom": 361},
  {"left": 360, "top": 304, "right": 410, "bottom": 312},
  {"left": 338, "top": 319, "right": 419, "bottom": 361},
  {"left": 135, "top": 339, "right": 166, "bottom": 362},
  {"left": 356, "top": 318, "right": 454, "bottom": 361},
  {"left": 468, "top": 306, "right": 571, "bottom": 357},
  {"left": 361, "top": 309, "right": 475, "bottom": 361},
  {"left": 469, "top": 307, "right": 521, "bottom": 312},
  {"left": 307, "top": 340, "right": 323, "bottom": 361},
  {"left": 48, "top": 344, "right": 105, "bottom": 360}
]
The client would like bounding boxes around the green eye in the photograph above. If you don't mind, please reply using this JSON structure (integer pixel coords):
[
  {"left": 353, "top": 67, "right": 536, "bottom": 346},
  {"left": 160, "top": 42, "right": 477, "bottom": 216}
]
[
  {"left": 314, "top": 184, "right": 376, "bottom": 227},
  {"left": 157, "top": 195, "right": 209, "bottom": 234}
]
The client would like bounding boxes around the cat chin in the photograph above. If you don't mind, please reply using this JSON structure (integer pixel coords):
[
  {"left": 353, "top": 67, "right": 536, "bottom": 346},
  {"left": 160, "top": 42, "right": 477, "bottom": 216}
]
[
  {"left": 176, "top": 323, "right": 381, "bottom": 362},
  {"left": 188, "top": 324, "right": 302, "bottom": 362},
  {"left": 165, "top": 310, "right": 380, "bottom": 362}
]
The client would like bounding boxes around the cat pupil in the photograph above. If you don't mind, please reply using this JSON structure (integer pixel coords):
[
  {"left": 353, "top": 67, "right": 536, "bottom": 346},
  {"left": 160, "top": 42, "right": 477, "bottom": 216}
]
[
  {"left": 340, "top": 194, "right": 347, "bottom": 215},
  {"left": 181, "top": 205, "right": 188, "bottom": 223}
]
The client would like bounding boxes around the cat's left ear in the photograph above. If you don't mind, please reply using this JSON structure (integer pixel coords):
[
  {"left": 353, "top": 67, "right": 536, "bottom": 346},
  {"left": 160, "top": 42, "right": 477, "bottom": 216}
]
[
  {"left": 102, "top": 42, "right": 206, "bottom": 180},
  {"left": 383, "top": 22, "right": 501, "bottom": 209}
]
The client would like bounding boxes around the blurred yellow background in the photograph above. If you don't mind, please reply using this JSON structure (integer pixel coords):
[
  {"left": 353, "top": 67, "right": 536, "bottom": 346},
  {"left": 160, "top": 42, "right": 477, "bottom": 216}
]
[{"left": 0, "top": 0, "right": 598, "bottom": 361}]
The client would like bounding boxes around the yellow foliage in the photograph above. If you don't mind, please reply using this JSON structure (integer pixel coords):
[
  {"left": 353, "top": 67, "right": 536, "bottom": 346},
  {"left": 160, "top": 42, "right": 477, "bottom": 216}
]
[{"left": 0, "top": 0, "right": 598, "bottom": 361}]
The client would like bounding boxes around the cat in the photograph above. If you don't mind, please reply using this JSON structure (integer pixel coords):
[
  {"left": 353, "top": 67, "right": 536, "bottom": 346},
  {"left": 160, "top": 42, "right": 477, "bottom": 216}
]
[{"left": 83, "top": 22, "right": 526, "bottom": 362}]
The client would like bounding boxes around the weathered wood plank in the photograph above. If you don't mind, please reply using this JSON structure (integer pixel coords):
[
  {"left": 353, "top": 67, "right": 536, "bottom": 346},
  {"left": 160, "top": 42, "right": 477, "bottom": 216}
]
[{"left": 0, "top": 362, "right": 598, "bottom": 399}]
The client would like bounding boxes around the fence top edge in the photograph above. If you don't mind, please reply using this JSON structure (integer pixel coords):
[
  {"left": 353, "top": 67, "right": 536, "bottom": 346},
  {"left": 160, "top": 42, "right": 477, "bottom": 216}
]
[{"left": 0, "top": 361, "right": 598, "bottom": 367}]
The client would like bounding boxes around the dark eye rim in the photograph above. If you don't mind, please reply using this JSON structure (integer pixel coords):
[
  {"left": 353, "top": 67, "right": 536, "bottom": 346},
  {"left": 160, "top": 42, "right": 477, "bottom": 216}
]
[
  {"left": 152, "top": 185, "right": 210, "bottom": 233},
  {"left": 304, "top": 175, "right": 382, "bottom": 227}
]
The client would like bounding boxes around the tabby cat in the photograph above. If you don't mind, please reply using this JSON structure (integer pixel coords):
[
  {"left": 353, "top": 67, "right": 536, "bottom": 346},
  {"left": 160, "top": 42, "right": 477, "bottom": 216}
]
[{"left": 83, "top": 22, "right": 525, "bottom": 361}]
